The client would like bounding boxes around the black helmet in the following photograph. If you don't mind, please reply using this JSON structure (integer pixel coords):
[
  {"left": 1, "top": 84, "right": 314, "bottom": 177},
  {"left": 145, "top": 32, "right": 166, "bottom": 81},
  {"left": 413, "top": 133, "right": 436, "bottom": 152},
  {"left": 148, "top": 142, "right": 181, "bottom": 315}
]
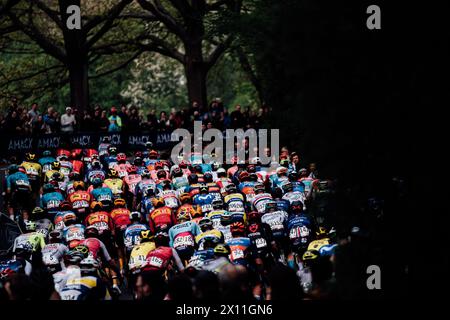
[
  {"left": 203, "top": 172, "right": 213, "bottom": 183},
  {"left": 188, "top": 174, "right": 198, "bottom": 184}
]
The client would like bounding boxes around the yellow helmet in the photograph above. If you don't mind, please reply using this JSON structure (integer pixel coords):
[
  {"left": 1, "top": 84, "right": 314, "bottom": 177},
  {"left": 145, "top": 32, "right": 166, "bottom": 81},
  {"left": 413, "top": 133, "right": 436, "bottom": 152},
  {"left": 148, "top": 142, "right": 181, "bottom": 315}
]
[
  {"left": 90, "top": 201, "right": 103, "bottom": 210},
  {"left": 73, "top": 181, "right": 85, "bottom": 190},
  {"left": 151, "top": 197, "right": 165, "bottom": 208},
  {"left": 214, "top": 244, "right": 230, "bottom": 256},
  {"left": 179, "top": 193, "right": 191, "bottom": 204},
  {"left": 316, "top": 226, "right": 328, "bottom": 238},
  {"left": 25, "top": 152, "right": 36, "bottom": 161},
  {"left": 114, "top": 198, "right": 126, "bottom": 207},
  {"left": 140, "top": 230, "right": 153, "bottom": 241},
  {"left": 302, "top": 250, "right": 319, "bottom": 262}
]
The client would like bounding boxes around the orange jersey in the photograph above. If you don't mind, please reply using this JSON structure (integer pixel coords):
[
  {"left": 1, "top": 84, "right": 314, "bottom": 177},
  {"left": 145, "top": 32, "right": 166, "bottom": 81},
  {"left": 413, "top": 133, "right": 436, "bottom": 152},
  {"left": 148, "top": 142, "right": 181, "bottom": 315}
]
[
  {"left": 68, "top": 191, "right": 91, "bottom": 210},
  {"left": 84, "top": 211, "right": 113, "bottom": 234},
  {"left": 149, "top": 206, "right": 176, "bottom": 233}
]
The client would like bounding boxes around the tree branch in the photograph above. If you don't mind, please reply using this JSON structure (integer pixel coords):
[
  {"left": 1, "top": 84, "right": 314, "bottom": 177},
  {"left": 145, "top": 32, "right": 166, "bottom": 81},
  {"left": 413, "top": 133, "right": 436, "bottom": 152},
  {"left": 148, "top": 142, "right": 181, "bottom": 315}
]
[
  {"left": 7, "top": 11, "right": 66, "bottom": 62},
  {"left": 206, "top": 0, "right": 230, "bottom": 11},
  {"left": 0, "top": 0, "right": 20, "bottom": 17},
  {"left": 34, "top": 0, "right": 64, "bottom": 30},
  {"left": 0, "top": 64, "right": 65, "bottom": 89},
  {"left": 137, "top": 34, "right": 184, "bottom": 63},
  {"left": 137, "top": 0, "right": 187, "bottom": 41},
  {"left": 205, "top": 36, "right": 233, "bottom": 71},
  {"left": 89, "top": 50, "right": 143, "bottom": 79}
]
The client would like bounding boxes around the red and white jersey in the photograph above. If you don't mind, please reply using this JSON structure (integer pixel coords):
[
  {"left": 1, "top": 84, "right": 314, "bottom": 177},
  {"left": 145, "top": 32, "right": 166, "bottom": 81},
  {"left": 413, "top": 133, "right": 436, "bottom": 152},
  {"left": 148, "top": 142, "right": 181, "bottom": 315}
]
[
  {"left": 114, "top": 163, "right": 131, "bottom": 178},
  {"left": 251, "top": 193, "right": 273, "bottom": 213},
  {"left": 124, "top": 174, "right": 142, "bottom": 196}
]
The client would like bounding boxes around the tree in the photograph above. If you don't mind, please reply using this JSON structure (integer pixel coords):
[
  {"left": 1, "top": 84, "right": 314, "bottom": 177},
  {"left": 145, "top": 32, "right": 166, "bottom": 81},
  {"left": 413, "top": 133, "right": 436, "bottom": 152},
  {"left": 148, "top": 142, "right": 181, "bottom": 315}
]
[
  {"left": 0, "top": 0, "right": 137, "bottom": 111},
  {"left": 134, "top": 0, "right": 242, "bottom": 109}
]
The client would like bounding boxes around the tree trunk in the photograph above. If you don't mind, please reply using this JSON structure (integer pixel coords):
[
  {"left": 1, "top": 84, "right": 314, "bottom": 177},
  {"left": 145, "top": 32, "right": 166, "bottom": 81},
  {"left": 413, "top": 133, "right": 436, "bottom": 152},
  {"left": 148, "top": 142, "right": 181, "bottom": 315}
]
[
  {"left": 68, "top": 60, "right": 89, "bottom": 111},
  {"left": 184, "top": 43, "right": 207, "bottom": 110}
]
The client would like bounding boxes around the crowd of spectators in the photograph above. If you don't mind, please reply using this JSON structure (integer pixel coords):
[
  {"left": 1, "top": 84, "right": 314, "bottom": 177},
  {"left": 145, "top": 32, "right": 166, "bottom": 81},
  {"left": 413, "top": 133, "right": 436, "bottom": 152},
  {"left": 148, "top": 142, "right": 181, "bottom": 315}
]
[{"left": 0, "top": 97, "right": 271, "bottom": 136}]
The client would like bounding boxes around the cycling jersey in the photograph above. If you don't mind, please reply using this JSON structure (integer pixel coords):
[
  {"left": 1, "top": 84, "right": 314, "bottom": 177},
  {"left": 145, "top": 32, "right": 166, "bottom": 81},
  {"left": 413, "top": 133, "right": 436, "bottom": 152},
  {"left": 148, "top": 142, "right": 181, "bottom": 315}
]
[
  {"left": 13, "top": 232, "right": 46, "bottom": 253},
  {"left": 261, "top": 210, "right": 288, "bottom": 239},
  {"left": 128, "top": 241, "right": 156, "bottom": 271},
  {"left": 91, "top": 187, "right": 113, "bottom": 207},
  {"left": 141, "top": 246, "right": 183, "bottom": 272},
  {"left": 159, "top": 189, "right": 180, "bottom": 209},
  {"left": 113, "top": 163, "right": 130, "bottom": 179},
  {"left": 71, "top": 160, "right": 84, "bottom": 175},
  {"left": 39, "top": 156, "right": 56, "bottom": 174},
  {"left": 85, "top": 212, "right": 113, "bottom": 235},
  {"left": 35, "top": 218, "right": 53, "bottom": 239},
  {"left": 63, "top": 224, "right": 86, "bottom": 249},
  {"left": 60, "top": 275, "right": 111, "bottom": 300},
  {"left": 247, "top": 222, "right": 273, "bottom": 255},
  {"left": 86, "top": 169, "right": 106, "bottom": 184},
  {"left": 98, "top": 143, "right": 111, "bottom": 158},
  {"left": 135, "top": 179, "right": 156, "bottom": 197},
  {"left": 6, "top": 172, "right": 31, "bottom": 193},
  {"left": 251, "top": 193, "right": 273, "bottom": 213},
  {"left": 124, "top": 174, "right": 142, "bottom": 196},
  {"left": 41, "top": 192, "right": 65, "bottom": 215},
  {"left": 110, "top": 208, "right": 131, "bottom": 231},
  {"left": 21, "top": 161, "right": 42, "bottom": 182},
  {"left": 177, "top": 204, "right": 200, "bottom": 220},
  {"left": 206, "top": 210, "right": 226, "bottom": 230},
  {"left": 123, "top": 223, "right": 149, "bottom": 252},
  {"left": 195, "top": 229, "right": 223, "bottom": 250},
  {"left": 226, "top": 237, "right": 252, "bottom": 265},
  {"left": 224, "top": 193, "right": 245, "bottom": 213},
  {"left": 193, "top": 193, "right": 215, "bottom": 215},
  {"left": 104, "top": 156, "right": 118, "bottom": 169},
  {"left": 287, "top": 215, "right": 312, "bottom": 250},
  {"left": 104, "top": 178, "right": 124, "bottom": 197},
  {"left": 275, "top": 198, "right": 291, "bottom": 212},
  {"left": 148, "top": 206, "right": 176, "bottom": 234},
  {"left": 42, "top": 243, "right": 69, "bottom": 266},
  {"left": 169, "top": 221, "right": 201, "bottom": 252},
  {"left": 68, "top": 191, "right": 91, "bottom": 214},
  {"left": 172, "top": 176, "right": 189, "bottom": 192},
  {"left": 283, "top": 191, "right": 306, "bottom": 204},
  {"left": 58, "top": 160, "right": 73, "bottom": 178},
  {"left": 80, "top": 237, "right": 112, "bottom": 263}
]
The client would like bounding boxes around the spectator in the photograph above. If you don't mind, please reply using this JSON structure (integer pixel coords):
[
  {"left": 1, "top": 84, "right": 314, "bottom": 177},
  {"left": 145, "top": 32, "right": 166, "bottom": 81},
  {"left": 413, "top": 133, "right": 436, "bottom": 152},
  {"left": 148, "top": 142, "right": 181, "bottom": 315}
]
[
  {"left": 27, "top": 103, "right": 39, "bottom": 125},
  {"left": 230, "top": 105, "right": 244, "bottom": 129},
  {"left": 43, "top": 107, "right": 57, "bottom": 133},
  {"left": 60, "top": 107, "right": 76, "bottom": 134},
  {"left": 128, "top": 107, "right": 141, "bottom": 132},
  {"left": 118, "top": 105, "right": 129, "bottom": 129},
  {"left": 100, "top": 110, "right": 110, "bottom": 132},
  {"left": 108, "top": 107, "right": 122, "bottom": 132}
]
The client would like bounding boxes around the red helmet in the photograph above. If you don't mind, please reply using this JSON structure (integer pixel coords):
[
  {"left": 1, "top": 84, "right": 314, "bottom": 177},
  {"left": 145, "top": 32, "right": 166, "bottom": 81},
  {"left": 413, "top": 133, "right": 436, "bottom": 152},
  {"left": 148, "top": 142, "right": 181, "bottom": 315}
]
[
  {"left": 149, "top": 150, "right": 158, "bottom": 159},
  {"left": 135, "top": 151, "right": 143, "bottom": 158},
  {"left": 230, "top": 222, "right": 246, "bottom": 235},
  {"left": 59, "top": 201, "right": 72, "bottom": 211},
  {"left": 71, "top": 149, "right": 83, "bottom": 160},
  {"left": 239, "top": 171, "right": 250, "bottom": 181},
  {"left": 155, "top": 161, "right": 164, "bottom": 170},
  {"left": 127, "top": 165, "right": 138, "bottom": 174},
  {"left": 117, "top": 153, "right": 127, "bottom": 162},
  {"left": 247, "top": 211, "right": 260, "bottom": 222}
]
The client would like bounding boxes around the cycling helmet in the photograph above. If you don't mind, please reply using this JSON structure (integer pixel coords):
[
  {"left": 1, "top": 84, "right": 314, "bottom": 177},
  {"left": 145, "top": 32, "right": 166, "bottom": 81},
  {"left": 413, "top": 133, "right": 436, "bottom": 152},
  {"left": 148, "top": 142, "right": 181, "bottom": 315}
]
[
  {"left": 211, "top": 199, "right": 224, "bottom": 210},
  {"left": 140, "top": 230, "right": 153, "bottom": 242},
  {"left": 281, "top": 181, "right": 293, "bottom": 193},
  {"left": 247, "top": 211, "right": 260, "bottom": 222},
  {"left": 148, "top": 150, "right": 158, "bottom": 159},
  {"left": 198, "top": 217, "right": 213, "bottom": 231},
  {"left": 129, "top": 211, "right": 141, "bottom": 221},
  {"left": 203, "top": 173, "right": 213, "bottom": 183},
  {"left": 141, "top": 169, "right": 151, "bottom": 179},
  {"left": 288, "top": 171, "right": 299, "bottom": 182},
  {"left": 225, "top": 184, "right": 237, "bottom": 194},
  {"left": 151, "top": 197, "right": 165, "bottom": 208},
  {"left": 114, "top": 198, "right": 126, "bottom": 207},
  {"left": 239, "top": 171, "right": 250, "bottom": 182},
  {"left": 290, "top": 200, "right": 304, "bottom": 213},
  {"left": 214, "top": 244, "right": 230, "bottom": 256},
  {"left": 43, "top": 183, "right": 55, "bottom": 193},
  {"left": 91, "top": 177, "right": 103, "bottom": 187},
  {"left": 71, "top": 149, "right": 83, "bottom": 160},
  {"left": 199, "top": 184, "right": 208, "bottom": 193},
  {"left": 171, "top": 166, "right": 182, "bottom": 177},
  {"left": 91, "top": 160, "right": 101, "bottom": 169},
  {"left": 64, "top": 251, "right": 85, "bottom": 265},
  {"left": 264, "top": 201, "right": 278, "bottom": 212},
  {"left": 156, "top": 169, "right": 167, "bottom": 179},
  {"left": 43, "top": 150, "right": 52, "bottom": 157},
  {"left": 316, "top": 226, "right": 328, "bottom": 238},
  {"left": 177, "top": 211, "right": 191, "bottom": 223},
  {"left": 108, "top": 146, "right": 117, "bottom": 155},
  {"left": 59, "top": 201, "right": 72, "bottom": 211},
  {"left": 145, "top": 141, "right": 153, "bottom": 149},
  {"left": 154, "top": 162, "right": 164, "bottom": 170},
  {"left": 217, "top": 168, "right": 226, "bottom": 177},
  {"left": 52, "top": 161, "right": 61, "bottom": 170},
  {"left": 230, "top": 221, "right": 246, "bottom": 235},
  {"left": 68, "top": 172, "right": 81, "bottom": 181},
  {"left": 90, "top": 201, "right": 103, "bottom": 211},
  {"left": 24, "top": 220, "right": 36, "bottom": 232},
  {"left": 254, "top": 183, "right": 265, "bottom": 194},
  {"left": 51, "top": 171, "right": 64, "bottom": 182},
  {"left": 49, "top": 230, "right": 63, "bottom": 242},
  {"left": 8, "top": 164, "right": 19, "bottom": 174},
  {"left": 302, "top": 250, "right": 319, "bottom": 263},
  {"left": 73, "top": 181, "right": 85, "bottom": 190},
  {"left": 63, "top": 212, "right": 77, "bottom": 225},
  {"left": 117, "top": 153, "right": 127, "bottom": 162},
  {"left": 25, "top": 152, "right": 36, "bottom": 162},
  {"left": 276, "top": 166, "right": 288, "bottom": 176},
  {"left": 85, "top": 226, "right": 99, "bottom": 238},
  {"left": 220, "top": 212, "right": 232, "bottom": 226},
  {"left": 188, "top": 174, "right": 198, "bottom": 184},
  {"left": 127, "top": 165, "right": 138, "bottom": 174},
  {"left": 31, "top": 206, "right": 45, "bottom": 217},
  {"left": 179, "top": 193, "right": 192, "bottom": 204},
  {"left": 80, "top": 257, "right": 99, "bottom": 273},
  {"left": 212, "top": 162, "right": 221, "bottom": 171},
  {"left": 109, "top": 168, "right": 119, "bottom": 178},
  {"left": 72, "top": 244, "right": 90, "bottom": 258}
]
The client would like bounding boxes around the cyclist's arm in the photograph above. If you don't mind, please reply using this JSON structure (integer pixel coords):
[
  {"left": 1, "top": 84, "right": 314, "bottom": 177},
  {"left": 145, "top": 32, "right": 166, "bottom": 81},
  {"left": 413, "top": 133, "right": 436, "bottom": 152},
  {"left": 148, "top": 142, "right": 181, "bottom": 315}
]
[{"left": 171, "top": 248, "right": 185, "bottom": 271}]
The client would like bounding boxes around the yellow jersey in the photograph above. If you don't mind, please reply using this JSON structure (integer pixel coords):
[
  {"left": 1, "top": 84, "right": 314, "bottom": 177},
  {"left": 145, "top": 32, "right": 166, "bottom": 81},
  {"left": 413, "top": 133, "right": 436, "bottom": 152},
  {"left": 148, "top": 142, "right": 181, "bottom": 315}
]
[
  {"left": 21, "top": 161, "right": 42, "bottom": 182},
  {"left": 128, "top": 241, "right": 156, "bottom": 271}
]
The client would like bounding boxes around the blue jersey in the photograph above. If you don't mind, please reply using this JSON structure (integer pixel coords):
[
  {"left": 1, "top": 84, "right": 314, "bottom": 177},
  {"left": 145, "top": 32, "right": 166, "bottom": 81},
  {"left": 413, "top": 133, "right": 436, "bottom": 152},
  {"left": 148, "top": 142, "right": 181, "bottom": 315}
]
[
  {"left": 6, "top": 172, "right": 31, "bottom": 192},
  {"left": 275, "top": 198, "right": 291, "bottom": 212},
  {"left": 86, "top": 169, "right": 106, "bottom": 183},
  {"left": 41, "top": 192, "right": 65, "bottom": 212},
  {"left": 169, "top": 221, "right": 201, "bottom": 251},
  {"left": 287, "top": 214, "right": 312, "bottom": 247},
  {"left": 140, "top": 197, "right": 155, "bottom": 219},
  {"left": 103, "top": 156, "right": 117, "bottom": 169},
  {"left": 292, "top": 181, "right": 305, "bottom": 193},
  {"left": 135, "top": 179, "right": 156, "bottom": 197},
  {"left": 91, "top": 187, "right": 113, "bottom": 204},
  {"left": 39, "top": 156, "right": 56, "bottom": 172},
  {"left": 193, "top": 194, "right": 215, "bottom": 214},
  {"left": 226, "top": 237, "right": 252, "bottom": 265}
]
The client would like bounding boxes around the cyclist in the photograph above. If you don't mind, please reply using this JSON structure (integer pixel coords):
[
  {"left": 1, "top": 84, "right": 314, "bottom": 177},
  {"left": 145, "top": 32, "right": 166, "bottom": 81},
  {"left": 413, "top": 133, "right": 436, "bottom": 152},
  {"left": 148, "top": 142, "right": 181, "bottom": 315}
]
[
  {"left": 44, "top": 161, "right": 61, "bottom": 183},
  {"left": 38, "top": 150, "right": 56, "bottom": 175},
  {"left": 12, "top": 220, "right": 46, "bottom": 258},
  {"left": 195, "top": 217, "right": 224, "bottom": 250},
  {"left": 123, "top": 165, "right": 142, "bottom": 208},
  {"left": 70, "top": 149, "right": 84, "bottom": 175},
  {"left": 41, "top": 230, "right": 69, "bottom": 274},
  {"left": 226, "top": 221, "right": 252, "bottom": 267},
  {"left": 261, "top": 200, "right": 289, "bottom": 263},
  {"left": 148, "top": 197, "right": 177, "bottom": 234},
  {"left": 159, "top": 180, "right": 180, "bottom": 210},
  {"left": 31, "top": 206, "right": 54, "bottom": 241},
  {"left": 110, "top": 198, "right": 131, "bottom": 273},
  {"left": 57, "top": 152, "right": 73, "bottom": 180},
  {"left": 169, "top": 211, "right": 201, "bottom": 264},
  {"left": 21, "top": 152, "right": 42, "bottom": 200},
  {"left": 86, "top": 159, "right": 106, "bottom": 185},
  {"left": 6, "top": 164, "right": 32, "bottom": 221},
  {"left": 286, "top": 201, "right": 313, "bottom": 269},
  {"left": 224, "top": 184, "right": 245, "bottom": 214},
  {"left": 193, "top": 184, "right": 214, "bottom": 216},
  {"left": 135, "top": 169, "right": 156, "bottom": 205},
  {"left": 90, "top": 177, "right": 113, "bottom": 212},
  {"left": 128, "top": 230, "right": 156, "bottom": 274},
  {"left": 66, "top": 171, "right": 82, "bottom": 196},
  {"left": 68, "top": 181, "right": 91, "bottom": 218},
  {"left": 104, "top": 168, "right": 124, "bottom": 199},
  {"left": 104, "top": 145, "right": 119, "bottom": 169},
  {"left": 40, "top": 183, "right": 64, "bottom": 221},
  {"left": 251, "top": 183, "right": 273, "bottom": 214},
  {"left": 62, "top": 216, "right": 86, "bottom": 249},
  {"left": 123, "top": 212, "right": 149, "bottom": 257},
  {"left": 113, "top": 153, "right": 130, "bottom": 178}
]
